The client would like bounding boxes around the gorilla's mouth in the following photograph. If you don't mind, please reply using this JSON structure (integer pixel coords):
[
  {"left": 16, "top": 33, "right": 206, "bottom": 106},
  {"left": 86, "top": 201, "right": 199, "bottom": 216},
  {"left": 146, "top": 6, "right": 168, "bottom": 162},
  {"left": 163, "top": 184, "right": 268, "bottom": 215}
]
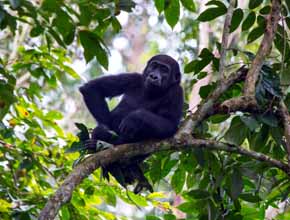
[{"left": 146, "top": 77, "right": 162, "bottom": 87}]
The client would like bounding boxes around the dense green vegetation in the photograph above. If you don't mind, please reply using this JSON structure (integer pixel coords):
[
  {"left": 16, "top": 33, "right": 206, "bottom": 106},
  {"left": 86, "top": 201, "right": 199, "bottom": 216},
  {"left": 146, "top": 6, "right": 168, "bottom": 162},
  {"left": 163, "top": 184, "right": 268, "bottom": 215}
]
[{"left": 0, "top": 0, "right": 290, "bottom": 219}]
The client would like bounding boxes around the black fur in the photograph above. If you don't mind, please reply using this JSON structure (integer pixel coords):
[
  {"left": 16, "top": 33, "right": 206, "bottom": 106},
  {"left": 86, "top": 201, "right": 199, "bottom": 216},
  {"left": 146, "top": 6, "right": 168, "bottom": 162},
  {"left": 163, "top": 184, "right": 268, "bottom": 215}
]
[{"left": 79, "top": 54, "right": 183, "bottom": 192}]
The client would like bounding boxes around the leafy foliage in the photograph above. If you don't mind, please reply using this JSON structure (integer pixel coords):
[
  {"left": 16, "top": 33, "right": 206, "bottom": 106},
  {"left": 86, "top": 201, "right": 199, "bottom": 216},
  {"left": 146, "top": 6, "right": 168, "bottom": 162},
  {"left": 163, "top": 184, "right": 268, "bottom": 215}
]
[{"left": 1, "top": 0, "right": 290, "bottom": 219}]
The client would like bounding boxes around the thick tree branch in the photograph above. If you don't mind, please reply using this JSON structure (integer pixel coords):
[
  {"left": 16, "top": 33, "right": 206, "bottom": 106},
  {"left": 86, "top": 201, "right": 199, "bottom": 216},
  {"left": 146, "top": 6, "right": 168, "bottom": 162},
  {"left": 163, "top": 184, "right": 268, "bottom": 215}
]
[
  {"left": 38, "top": 136, "right": 289, "bottom": 220},
  {"left": 218, "top": 0, "right": 236, "bottom": 80},
  {"left": 244, "top": 0, "right": 281, "bottom": 96},
  {"left": 177, "top": 66, "right": 247, "bottom": 138}
]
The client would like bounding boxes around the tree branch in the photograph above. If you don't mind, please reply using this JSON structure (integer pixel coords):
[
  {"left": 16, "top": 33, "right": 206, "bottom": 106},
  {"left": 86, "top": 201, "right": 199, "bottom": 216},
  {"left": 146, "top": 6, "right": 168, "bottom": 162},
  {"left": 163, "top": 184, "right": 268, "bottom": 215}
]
[
  {"left": 244, "top": 0, "right": 281, "bottom": 96},
  {"left": 218, "top": 0, "right": 236, "bottom": 80},
  {"left": 38, "top": 135, "right": 289, "bottom": 220},
  {"left": 177, "top": 65, "right": 247, "bottom": 138},
  {"left": 279, "top": 101, "right": 290, "bottom": 167}
]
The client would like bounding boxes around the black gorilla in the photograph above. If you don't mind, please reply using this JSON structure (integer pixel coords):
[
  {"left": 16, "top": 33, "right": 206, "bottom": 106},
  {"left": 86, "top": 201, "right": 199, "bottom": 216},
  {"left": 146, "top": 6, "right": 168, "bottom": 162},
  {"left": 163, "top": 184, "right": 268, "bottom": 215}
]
[{"left": 79, "top": 54, "right": 183, "bottom": 193}]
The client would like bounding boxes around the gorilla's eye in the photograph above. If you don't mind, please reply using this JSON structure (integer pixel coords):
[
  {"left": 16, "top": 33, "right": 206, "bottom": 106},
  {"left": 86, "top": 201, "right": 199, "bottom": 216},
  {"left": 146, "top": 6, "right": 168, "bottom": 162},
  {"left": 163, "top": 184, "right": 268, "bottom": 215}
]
[
  {"left": 150, "top": 62, "right": 158, "bottom": 69},
  {"left": 160, "top": 66, "right": 169, "bottom": 73}
]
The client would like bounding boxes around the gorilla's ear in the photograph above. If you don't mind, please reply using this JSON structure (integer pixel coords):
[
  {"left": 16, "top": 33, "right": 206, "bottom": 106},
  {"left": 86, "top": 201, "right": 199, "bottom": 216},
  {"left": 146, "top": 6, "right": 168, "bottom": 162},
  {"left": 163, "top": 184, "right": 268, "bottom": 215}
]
[{"left": 173, "top": 71, "right": 181, "bottom": 83}]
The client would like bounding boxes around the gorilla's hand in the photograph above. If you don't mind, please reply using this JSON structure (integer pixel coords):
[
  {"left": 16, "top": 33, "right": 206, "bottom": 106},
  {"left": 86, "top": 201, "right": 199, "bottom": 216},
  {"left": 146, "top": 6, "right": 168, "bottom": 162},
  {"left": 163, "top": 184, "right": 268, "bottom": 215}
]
[
  {"left": 91, "top": 124, "right": 110, "bottom": 140},
  {"left": 119, "top": 110, "right": 144, "bottom": 139},
  {"left": 84, "top": 139, "right": 97, "bottom": 150}
]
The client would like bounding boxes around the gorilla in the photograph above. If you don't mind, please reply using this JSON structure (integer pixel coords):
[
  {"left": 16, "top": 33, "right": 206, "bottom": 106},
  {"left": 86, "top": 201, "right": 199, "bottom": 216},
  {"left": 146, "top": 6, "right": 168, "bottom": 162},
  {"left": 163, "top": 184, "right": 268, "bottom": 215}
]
[{"left": 79, "top": 54, "right": 183, "bottom": 193}]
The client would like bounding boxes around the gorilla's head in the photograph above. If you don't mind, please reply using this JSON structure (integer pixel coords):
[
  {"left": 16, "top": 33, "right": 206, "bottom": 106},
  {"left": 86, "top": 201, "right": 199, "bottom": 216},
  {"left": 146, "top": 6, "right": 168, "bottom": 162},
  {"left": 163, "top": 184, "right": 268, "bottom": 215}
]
[{"left": 143, "top": 54, "right": 181, "bottom": 93}]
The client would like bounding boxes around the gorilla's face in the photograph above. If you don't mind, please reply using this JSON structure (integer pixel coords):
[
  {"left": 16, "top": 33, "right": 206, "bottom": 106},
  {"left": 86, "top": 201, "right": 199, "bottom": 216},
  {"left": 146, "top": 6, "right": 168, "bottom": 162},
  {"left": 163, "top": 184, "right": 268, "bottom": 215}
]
[
  {"left": 144, "top": 60, "right": 171, "bottom": 89},
  {"left": 143, "top": 54, "right": 181, "bottom": 95}
]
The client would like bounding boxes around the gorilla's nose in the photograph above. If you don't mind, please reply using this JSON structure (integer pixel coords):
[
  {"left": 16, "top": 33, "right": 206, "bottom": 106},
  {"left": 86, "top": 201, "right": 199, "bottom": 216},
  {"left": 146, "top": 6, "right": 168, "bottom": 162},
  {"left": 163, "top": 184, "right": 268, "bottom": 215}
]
[{"left": 149, "top": 72, "right": 160, "bottom": 81}]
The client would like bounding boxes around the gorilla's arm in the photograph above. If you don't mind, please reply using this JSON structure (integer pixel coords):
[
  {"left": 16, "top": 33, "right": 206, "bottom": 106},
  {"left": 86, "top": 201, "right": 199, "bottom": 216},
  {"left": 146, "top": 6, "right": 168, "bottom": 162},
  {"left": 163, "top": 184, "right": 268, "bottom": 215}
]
[
  {"left": 119, "top": 86, "right": 183, "bottom": 140},
  {"left": 79, "top": 73, "right": 142, "bottom": 126},
  {"left": 119, "top": 109, "right": 175, "bottom": 139}
]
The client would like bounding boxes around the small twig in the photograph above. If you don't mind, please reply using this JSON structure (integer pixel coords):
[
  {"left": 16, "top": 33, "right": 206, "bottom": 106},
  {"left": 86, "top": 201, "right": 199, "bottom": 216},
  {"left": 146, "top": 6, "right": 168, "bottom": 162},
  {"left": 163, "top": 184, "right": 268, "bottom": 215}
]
[
  {"left": 279, "top": 101, "right": 290, "bottom": 168},
  {"left": 280, "top": 12, "right": 287, "bottom": 76},
  {"left": 218, "top": 0, "right": 236, "bottom": 80},
  {"left": 0, "top": 140, "right": 14, "bottom": 149}
]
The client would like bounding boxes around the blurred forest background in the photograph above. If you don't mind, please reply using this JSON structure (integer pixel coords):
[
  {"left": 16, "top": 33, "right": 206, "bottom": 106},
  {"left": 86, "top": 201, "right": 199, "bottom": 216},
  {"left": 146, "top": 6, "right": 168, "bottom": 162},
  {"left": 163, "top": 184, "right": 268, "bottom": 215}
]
[{"left": 1, "top": 0, "right": 290, "bottom": 219}]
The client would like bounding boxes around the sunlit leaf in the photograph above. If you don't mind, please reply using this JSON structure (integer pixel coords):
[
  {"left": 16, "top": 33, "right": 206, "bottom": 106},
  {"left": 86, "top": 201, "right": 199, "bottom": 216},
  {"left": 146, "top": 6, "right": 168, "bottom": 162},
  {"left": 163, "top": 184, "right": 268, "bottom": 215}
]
[
  {"left": 249, "top": 0, "right": 263, "bottom": 9},
  {"left": 154, "top": 0, "right": 165, "bottom": 13},
  {"left": 181, "top": 0, "right": 196, "bottom": 12},
  {"left": 164, "top": 0, "right": 180, "bottom": 28}
]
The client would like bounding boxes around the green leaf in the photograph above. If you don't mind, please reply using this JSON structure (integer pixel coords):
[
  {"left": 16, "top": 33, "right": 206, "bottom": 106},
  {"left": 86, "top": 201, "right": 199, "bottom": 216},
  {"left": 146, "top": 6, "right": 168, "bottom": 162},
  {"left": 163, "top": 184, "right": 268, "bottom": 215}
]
[
  {"left": 259, "top": 5, "right": 271, "bottom": 14},
  {"left": 94, "top": 9, "right": 111, "bottom": 21},
  {"left": 224, "top": 116, "right": 249, "bottom": 145},
  {"left": 171, "top": 167, "right": 185, "bottom": 193},
  {"left": 146, "top": 216, "right": 161, "bottom": 220},
  {"left": 247, "top": 26, "right": 264, "bottom": 43},
  {"left": 194, "top": 59, "right": 212, "bottom": 74},
  {"left": 240, "top": 115, "right": 259, "bottom": 131},
  {"left": 164, "top": 214, "right": 176, "bottom": 220},
  {"left": 240, "top": 193, "right": 262, "bottom": 203},
  {"left": 286, "top": 1, "right": 290, "bottom": 11},
  {"left": 79, "top": 5, "right": 92, "bottom": 26},
  {"left": 193, "top": 148, "right": 205, "bottom": 167},
  {"left": 274, "top": 34, "right": 290, "bottom": 60},
  {"left": 52, "top": 9, "right": 75, "bottom": 45},
  {"left": 257, "top": 113, "right": 278, "bottom": 127},
  {"left": 46, "top": 110, "right": 63, "bottom": 120},
  {"left": 84, "top": 186, "right": 95, "bottom": 195},
  {"left": 186, "top": 189, "right": 210, "bottom": 199},
  {"left": 149, "top": 158, "right": 162, "bottom": 183},
  {"left": 230, "top": 8, "right": 244, "bottom": 33},
  {"left": 286, "top": 17, "right": 290, "bottom": 30},
  {"left": 249, "top": 0, "right": 263, "bottom": 10},
  {"left": 48, "top": 27, "right": 66, "bottom": 47},
  {"left": 184, "top": 60, "right": 197, "bottom": 73},
  {"left": 230, "top": 169, "right": 243, "bottom": 200},
  {"left": 154, "top": 0, "right": 165, "bottom": 13},
  {"left": 249, "top": 125, "right": 269, "bottom": 151},
  {"left": 41, "top": 0, "right": 61, "bottom": 12},
  {"left": 255, "top": 64, "right": 282, "bottom": 106},
  {"left": 111, "top": 17, "right": 122, "bottom": 33},
  {"left": 161, "top": 159, "right": 178, "bottom": 178},
  {"left": 79, "top": 30, "right": 109, "bottom": 69},
  {"left": 30, "top": 25, "right": 44, "bottom": 37},
  {"left": 242, "top": 12, "right": 256, "bottom": 31},
  {"left": 209, "top": 114, "right": 230, "bottom": 123},
  {"left": 127, "top": 191, "right": 148, "bottom": 207},
  {"left": 62, "top": 65, "right": 80, "bottom": 79},
  {"left": 199, "top": 48, "right": 214, "bottom": 59},
  {"left": 206, "top": 0, "right": 226, "bottom": 9},
  {"left": 199, "top": 83, "right": 216, "bottom": 99},
  {"left": 0, "top": 199, "right": 11, "bottom": 212},
  {"left": 181, "top": 0, "right": 196, "bottom": 12},
  {"left": 164, "top": 0, "right": 180, "bottom": 29},
  {"left": 197, "top": 6, "right": 227, "bottom": 22},
  {"left": 177, "top": 202, "right": 195, "bottom": 213}
]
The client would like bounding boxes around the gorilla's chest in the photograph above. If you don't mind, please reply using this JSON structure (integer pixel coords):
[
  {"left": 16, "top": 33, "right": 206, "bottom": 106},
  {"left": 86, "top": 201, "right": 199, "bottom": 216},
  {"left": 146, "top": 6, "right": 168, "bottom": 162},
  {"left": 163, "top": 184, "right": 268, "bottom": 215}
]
[
  {"left": 113, "top": 92, "right": 165, "bottom": 115},
  {"left": 122, "top": 95, "right": 159, "bottom": 110}
]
